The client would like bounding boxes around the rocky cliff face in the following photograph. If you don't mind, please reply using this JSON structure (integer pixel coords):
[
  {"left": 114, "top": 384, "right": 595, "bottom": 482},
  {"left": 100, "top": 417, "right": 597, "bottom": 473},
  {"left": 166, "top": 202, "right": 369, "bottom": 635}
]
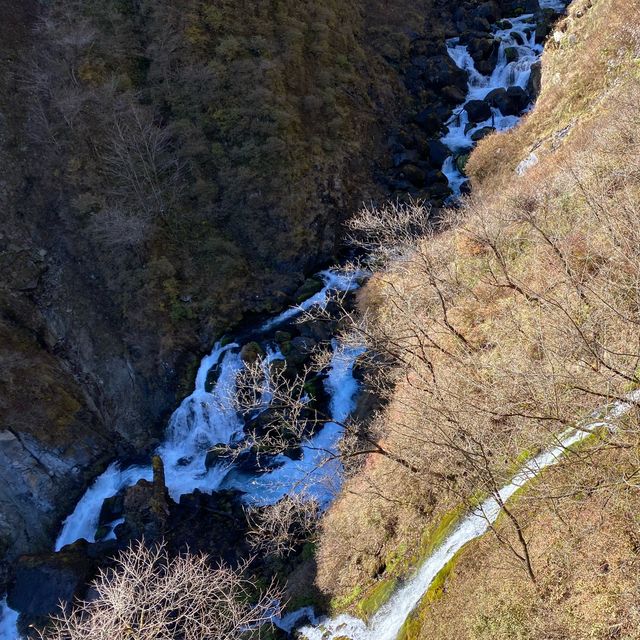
[{"left": 0, "top": 0, "right": 535, "bottom": 591}]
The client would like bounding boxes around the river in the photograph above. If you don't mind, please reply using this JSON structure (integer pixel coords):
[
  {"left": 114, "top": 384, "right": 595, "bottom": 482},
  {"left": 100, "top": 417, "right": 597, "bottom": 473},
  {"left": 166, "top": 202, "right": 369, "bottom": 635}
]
[{"left": 0, "top": 1, "right": 568, "bottom": 637}]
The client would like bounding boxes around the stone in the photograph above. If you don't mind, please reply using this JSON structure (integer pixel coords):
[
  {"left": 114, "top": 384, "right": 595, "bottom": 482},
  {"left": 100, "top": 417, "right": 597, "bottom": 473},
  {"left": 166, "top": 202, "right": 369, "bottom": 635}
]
[
  {"left": 240, "top": 341, "right": 266, "bottom": 363},
  {"left": 464, "top": 99, "right": 492, "bottom": 123},
  {"left": 98, "top": 493, "right": 124, "bottom": 526},
  {"left": 294, "top": 277, "right": 324, "bottom": 303},
  {"left": 399, "top": 164, "right": 426, "bottom": 187},
  {"left": 486, "top": 86, "right": 529, "bottom": 116},
  {"left": 414, "top": 108, "right": 443, "bottom": 135},
  {"left": 420, "top": 55, "right": 468, "bottom": 90},
  {"left": 455, "top": 153, "right": 471, "bottom": 175},
  {"left": 441, "top": 84, "right": 467, "bottom": 105},
  {"left": 505, "top": 46, "right": 519, "bottom": 63},
  {"left": 393, "top": 149, "right": 420, "bottom": 167},
  {"left": 471, "top": 126, "right": 495, "bottom": 142},
  {"left": 426, "top": 139, "right": 451, "bottom": 168}
]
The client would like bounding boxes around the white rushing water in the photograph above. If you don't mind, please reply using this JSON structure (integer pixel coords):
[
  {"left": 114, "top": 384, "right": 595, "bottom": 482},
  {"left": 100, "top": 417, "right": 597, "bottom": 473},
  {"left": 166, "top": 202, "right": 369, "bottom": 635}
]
[
  {"left": 299, "top": 391, "right": 638, "bottom": 640},
  {"left": 440, "top": 14, "right": 544, "bottom": 195},
  {"left": 222, "top": 341, "right": 367, "bottom": 506},
  {"left": 0, "top": 601, "right": 18, "bottom": 640},
  {"left": 2, "top": 268, "right": 365, "bottom": 639},
  {"left": 54, "top": 269, "right": 363, "bottom": 550}
]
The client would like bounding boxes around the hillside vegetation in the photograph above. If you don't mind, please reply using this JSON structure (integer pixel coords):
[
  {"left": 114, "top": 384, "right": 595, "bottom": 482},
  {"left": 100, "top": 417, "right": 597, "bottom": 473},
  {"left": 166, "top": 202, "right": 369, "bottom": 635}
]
[{"left": 313, "top": 0, "right": 640, "bottom": 636}]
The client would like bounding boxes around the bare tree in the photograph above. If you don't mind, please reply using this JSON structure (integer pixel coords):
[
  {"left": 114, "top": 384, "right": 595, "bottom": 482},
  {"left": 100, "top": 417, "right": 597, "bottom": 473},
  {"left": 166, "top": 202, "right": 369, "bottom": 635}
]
[{"left": 39, "top": 541, "right": 281, "bottom": 640}]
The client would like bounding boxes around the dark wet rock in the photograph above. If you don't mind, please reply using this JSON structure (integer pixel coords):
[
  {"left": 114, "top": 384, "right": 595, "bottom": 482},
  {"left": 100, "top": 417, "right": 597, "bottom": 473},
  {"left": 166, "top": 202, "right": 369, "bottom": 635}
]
[
  {"left": 399, "top": 164, "right": 427, "bottom": 187},
  {"left": 460, "top": 180, "right": 472, "bottom": 195},
  {"left": 298, "top": 318, "right": 336, "bottom": 343},
  {"left": 464, "top": 99, "right": 492, "bottom": 123},
  {"left": 274, "top": 330, "right": 292, "bottom": 344},
  {"left": 511, "top": 30, "right": 525, "bottom": 45},
  {"left": 527, "top": 60, "right": 542, "bottom": 98},
  {"left": 426, "top": 139, "right": 451, "bottom": 168},
  {"left": 204, "top": 361, "right": 223, "bottom": 392},
  {"left": 240, "top": 341, "right": 266, "bottom": 364},
  {"left": 98, "top": 493, "right": 124, "bottom": 526},
  {"left": 420, "top": 54, "right": 469, "bottom": 90},
  {"left": 470, "top": 16, "right": 492, "bottom": 32},
  {"left": 505, "top": 46, "right": 519, "bottom": 62},
  {"left": 7, "top": 539, "right": 118, "bottom": 631},
  {"left": 285, "top": 336, "right": 317, "bottom": 368},
  {"left": 497, "top": 19, "right": 513, "bottom": 29},
  {"left": 475, "top": 1, "right": 501, "bottom": 23},
  {"left": 463, "top": 36, "right": 499, "bottom": 75},
  {"left": 393, "top": 148, "right": 420, "bottom": 167},
  {"left": 471, "top": 126, "right": 496, "bottom": 141},
  {"left": 119, "top": 456, "right": 170, "bottom": 542},
  {"left": 456, "top": 153, "right": 471, "bottom": 175},
  {"left": 294, "top": 277, "right": 324, "bottom": 303},
  {"left": 94, "top": 525, "right": 111, "bottom": 541},
  {"left": 486, "top": 86, "right": 529, "bottom": 116},
  {"left": 441, "top": 84, "right": 467, "bottom": 105},
  {"left": 414, "top": 108, "right": 443, "bottom": 135}
]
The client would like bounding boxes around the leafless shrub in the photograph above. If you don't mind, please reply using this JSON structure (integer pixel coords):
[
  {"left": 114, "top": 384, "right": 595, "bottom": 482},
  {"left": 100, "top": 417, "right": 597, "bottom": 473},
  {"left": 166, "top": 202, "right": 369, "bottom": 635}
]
[
  {"left": 347, "top": 198, "right": 434, "bottom": 268},
  {"left": 39, "top": 541, "right": 281, "bottom": 640},
  {"left": 246, "top": 494, "right": 319, "bottom": 558}
]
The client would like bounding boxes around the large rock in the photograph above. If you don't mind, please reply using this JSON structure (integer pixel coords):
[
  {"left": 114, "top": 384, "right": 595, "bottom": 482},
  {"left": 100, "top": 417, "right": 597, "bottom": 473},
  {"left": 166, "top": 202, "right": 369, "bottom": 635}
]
[
  {"left": 464, "top": 99, "right": 492, "bottom": 123},
  {"left": 485, "top": 86, "right": 529, "bottom": 116},
  {"left": 7, "top": 540, "right": 118, "bottom": 632},
  {"left": 426, "top": 139, "right": 451, "bottom": 168},
  {"left": 463, "top": 36, "right": 500, "bottom": 75},
  {"left": 418, "top": 55, "right": 469, "bottom": 91}
]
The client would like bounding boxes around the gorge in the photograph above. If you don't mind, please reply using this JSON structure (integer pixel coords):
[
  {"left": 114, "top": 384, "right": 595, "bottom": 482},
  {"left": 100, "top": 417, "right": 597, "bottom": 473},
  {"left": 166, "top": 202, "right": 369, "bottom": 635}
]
[
  {"left": 1, "top": 0, "right": 570, "bottom": 636},
  {"left": 4, "top": 0, "right": 640, "bottom": 638}
]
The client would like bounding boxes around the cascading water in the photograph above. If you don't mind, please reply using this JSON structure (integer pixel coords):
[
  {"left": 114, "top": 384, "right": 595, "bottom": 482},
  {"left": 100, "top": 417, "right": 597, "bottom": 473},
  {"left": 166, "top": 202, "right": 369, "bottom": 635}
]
[
  {"left": 0, "top": 3, "right": 571, "bottom": 638},
  {"left": 298, "top": 392, "right": 637, "bottom": 640},
  {"left": 440, "top": 14, "right": 545, "bottom": 195},
  {"left": 0, "top": 601, "right": 18, "bottom": 640},
  {"left": 221, "top": 341, "right": 367, "bottom": 506},
  {"left": 54, "top": 269, "right": 363, "bottom": 549},
  {"left": 0, "top": 268, "right": 365, "bottom": 639}
]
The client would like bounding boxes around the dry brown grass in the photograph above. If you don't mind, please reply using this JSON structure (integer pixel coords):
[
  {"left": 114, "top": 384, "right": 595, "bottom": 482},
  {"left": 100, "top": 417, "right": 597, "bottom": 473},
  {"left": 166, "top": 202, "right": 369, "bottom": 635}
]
[{"left": 314, "top": 0, "right": 640, "bottom": 629}]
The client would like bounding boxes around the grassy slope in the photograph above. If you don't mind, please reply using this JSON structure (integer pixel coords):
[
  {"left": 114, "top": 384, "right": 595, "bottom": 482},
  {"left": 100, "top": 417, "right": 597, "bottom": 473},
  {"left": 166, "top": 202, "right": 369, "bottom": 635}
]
[{"left": 312, "top": 0, "right": 640, "bottom": 635}]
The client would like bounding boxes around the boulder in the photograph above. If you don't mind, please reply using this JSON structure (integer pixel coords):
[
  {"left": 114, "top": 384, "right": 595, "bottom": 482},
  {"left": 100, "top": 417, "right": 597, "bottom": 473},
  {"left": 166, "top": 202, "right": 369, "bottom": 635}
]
[
  {"left": 464, "top": 36, "right": 499, "bottom": 75},
  {"left": 426, "top": 139, "right": 451, "bottom": 168},
  {"left": 294, "top": 277, "right": 324, "bottom": 303},
  {"left": 98, "top": 493, "right": 124, "bottom": 526},
  {"left": 475, "top": 1, "right": 501, "bottom": 23},
  {"left": 7, "top": 540, "right": 117, "bottom": 630},
  {"left": 471, "top": 126, "right": 495, "bottom": 142},
  {"left": 455, "top": 153, "right": 471, "bottom": 175},
  {"left": 240, "top": 341, "right": 266, "bottom": 364},
  {"left": 527, "top": 61, "right": 542, "bottom": 99},
  {"left": 505, "top": 46, "right": 519, "bottom": 63},
  {"left": 399, "top": 164, "right": 426, "bottom": 187},
  {"left": 441, "top": 84, "right": 467, "bottom": 105},
  {"left": 464, "top": 99, "right": 492, "bottom": 123},
  {"left": 414, "top": 108, "right": 443, "bottom": 135},
  {"left": 392, "top": 148, "right": 420, "bottom": 167},
  {"left": 420, "top": 55, "right": 468, "bottom": 91},
  {"left": 486, "top": 86, "right": 529, "bottom": 116}
]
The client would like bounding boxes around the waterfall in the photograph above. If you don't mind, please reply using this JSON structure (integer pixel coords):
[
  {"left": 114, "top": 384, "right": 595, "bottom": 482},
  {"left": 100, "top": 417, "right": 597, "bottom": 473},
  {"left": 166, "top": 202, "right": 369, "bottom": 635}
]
[
  {"left": 441, "top": 14, "right": 546, "bottom": 194},
  {"left": 298, "top": 392, "right": 638, "bottom": 640}
]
